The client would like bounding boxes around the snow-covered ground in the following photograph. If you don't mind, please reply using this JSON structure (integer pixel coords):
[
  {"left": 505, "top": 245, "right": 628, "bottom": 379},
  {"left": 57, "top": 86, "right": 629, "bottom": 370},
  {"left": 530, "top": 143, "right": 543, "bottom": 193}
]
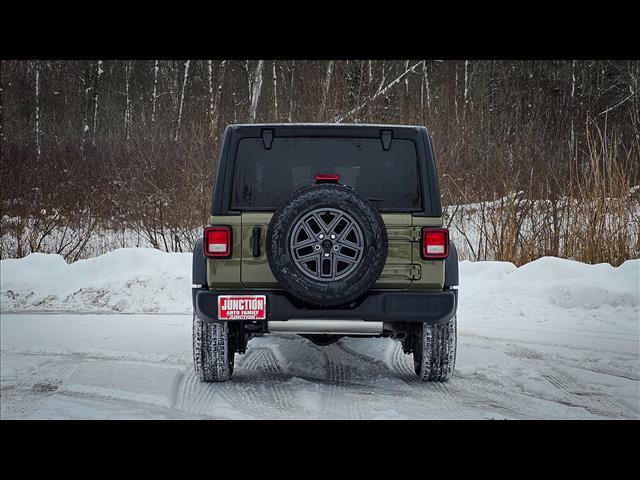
[
  {"left": 1, "top": 249, "right": 192, "bottom": 314},
  {"left": 1, "top": 249, "right": 638, "bottom": 419}
]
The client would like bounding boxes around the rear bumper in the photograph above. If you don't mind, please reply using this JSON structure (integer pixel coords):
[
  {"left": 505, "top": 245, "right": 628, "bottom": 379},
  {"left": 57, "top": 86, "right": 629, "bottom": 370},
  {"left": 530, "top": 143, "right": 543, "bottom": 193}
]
[{"left": 193, "top": 288, "right": 457, "bottom": 325}]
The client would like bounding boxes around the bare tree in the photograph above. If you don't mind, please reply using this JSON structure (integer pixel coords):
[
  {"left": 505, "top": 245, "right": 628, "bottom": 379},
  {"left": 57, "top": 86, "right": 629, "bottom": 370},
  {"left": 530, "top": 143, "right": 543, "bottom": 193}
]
[
  {"left": 570, "top": 60, "right": 576, "bottom": 154},
  {"left": 174, "top": 60, "right": 190, "bottom": 141},
  {"left": 34, "top": 63, "right": 41, "bottom": 160},
  {"left": 249, "top": 60, "right": 264, "bottom": 123},
  {"left": 288, "top": 60, "right": 296, "bottom": 122},
  {"left": 454, "top": 62, "right": 459, "bottom": 124},
  {"left": 92, "top": 60, "right": 103, "bottom": 144},
  {"left": 0, "top": 70, "right": 3, "bottom": 146},
  {"left": 151, "top": 60, "right": 159, "bottom": 124},
  {"left": 421, "top": 60, "right": 425, "bottom": 115},
  {"left": 404, "top": 60, "right": 410, "bottom": 96},
  {"left": 207, "top": 60, "right": 214, "bottom": 131},
  {"left": 124, "top": 61, "right": 132, "bottom": 140},
  {"left": 80, "top": 67, "right": 90, "bottom": 156},
  {"left": 464, "top": 60, "right": 470, "bottom": 105},
  {"left": 272, "top": 61, "right": 279, "bottom": 120},
  {"left": 212, "top": 60, "right": 227, "bottom": 134},
  {"left": 319, "top": 60, "right": 333, "bottom": 120},
  {"left": 424, "top": 61, "right": 433, "bottom": 114}
]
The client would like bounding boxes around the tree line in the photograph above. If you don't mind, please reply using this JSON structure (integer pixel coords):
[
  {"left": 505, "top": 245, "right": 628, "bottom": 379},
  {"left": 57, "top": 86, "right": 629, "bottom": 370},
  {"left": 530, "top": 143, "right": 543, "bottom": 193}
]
[{"left": 1, "top": 60, "right": 638, "bottom": 263}]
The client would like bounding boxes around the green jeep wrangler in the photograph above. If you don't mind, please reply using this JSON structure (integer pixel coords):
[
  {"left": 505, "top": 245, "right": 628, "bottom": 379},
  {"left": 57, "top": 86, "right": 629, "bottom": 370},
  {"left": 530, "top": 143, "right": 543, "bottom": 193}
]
[{"left": 192, "top": 124, "right": 459, "bottom": 383}]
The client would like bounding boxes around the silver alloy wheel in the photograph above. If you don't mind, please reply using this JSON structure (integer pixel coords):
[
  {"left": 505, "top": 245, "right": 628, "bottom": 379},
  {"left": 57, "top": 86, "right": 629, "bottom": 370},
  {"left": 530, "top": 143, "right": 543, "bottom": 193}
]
[{"left": 289, "top": 207, "right": 364, "bottom": 281}]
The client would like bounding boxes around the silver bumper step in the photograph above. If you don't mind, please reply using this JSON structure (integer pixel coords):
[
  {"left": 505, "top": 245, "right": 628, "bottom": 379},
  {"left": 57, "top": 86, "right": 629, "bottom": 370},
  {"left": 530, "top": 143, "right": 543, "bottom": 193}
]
[{"left": 267, "top": 319, "right": 383, "bottom": 335}]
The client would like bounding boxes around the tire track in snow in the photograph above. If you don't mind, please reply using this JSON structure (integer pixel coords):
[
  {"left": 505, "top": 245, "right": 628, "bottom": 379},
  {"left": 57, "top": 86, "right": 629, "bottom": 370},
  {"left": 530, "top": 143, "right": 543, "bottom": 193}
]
[
  {"left": 234, "top": 350, "right": 276, "bottom": 412},
  {"left": 570, "top": 365, "right": 639, "bottom": 382},
  {"left": 175, "top": 357, "right": 274, "bottom": 419},
  {"left": 1, "top": 356, "right": 83, "bottom": 418},
  {"left": 242, "top": 347, "right": 296, "bottom": 413},
  {"left": 336, "top": 340, "right": 482, "bottom": 417},
  {"left": 180, "top": 348, "right": 297, "bottom": 419},
  {"left": 502, "top": 345, "right": 632, "bottom": 418},
  {"left": 536, "top": 366, "right": 630, "bottom": 418},
  {"left": 173, "top": 368, "right": 220, "bottom": 416},
  {"left": 320, "top": 344, "right": 355, "bottom": 419},
  {"left": 459, "top": 330, "right": 638, "bottom": 356},
  {"left": 223, "top": 350, "right": 272, "bottom": 417},
  {"left": 318, "top": 340, "right": 406, "bottom": 419},
  {"left": 387, "top": 342, "right": 550, "bottom": 419},
  {"left": 388, "top": 342, "right": 464, "bottom": 409},
  {"left": 174, "top": 352, "right": 270, "bottom": 418},
  {"left": 452, "top": 340, "right": 583, "bottom": 418},
  {"left": 386, "top": 341, "right": 522, "bottom": 419},
  {"left": 53, "top": 389, "right": 198, "bottom": 419},
  {"left": 13, "top": 358, "right": 81, "bottom": 391}
]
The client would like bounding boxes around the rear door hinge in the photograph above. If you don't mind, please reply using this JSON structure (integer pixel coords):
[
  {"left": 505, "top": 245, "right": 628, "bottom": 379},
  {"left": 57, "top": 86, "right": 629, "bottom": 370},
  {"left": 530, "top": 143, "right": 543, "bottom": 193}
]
[
  {"left": 411, "top": 226, "right": 423, "bottom": 242},
  {"left": 262, "top": 129, "right": 274, "bottom": 149},
  {"left": 410, "top": 264, "right": 422, "bottom": 280},
  {"left": 381, "top": 129, "right": 393, "bottom": 151}
]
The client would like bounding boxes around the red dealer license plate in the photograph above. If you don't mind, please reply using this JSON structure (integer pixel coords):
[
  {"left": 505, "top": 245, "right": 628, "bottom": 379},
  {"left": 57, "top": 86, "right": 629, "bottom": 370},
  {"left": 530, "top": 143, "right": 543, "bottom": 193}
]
[{"left": 217, "top": 295, "right": 267, "bottom": 320}]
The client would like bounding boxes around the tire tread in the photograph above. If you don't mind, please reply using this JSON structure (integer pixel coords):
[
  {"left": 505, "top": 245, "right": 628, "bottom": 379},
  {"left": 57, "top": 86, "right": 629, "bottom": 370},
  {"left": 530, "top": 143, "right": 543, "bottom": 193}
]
[
  {"left": 414, "top": 316, "right": 457, "bottom": 382},
  {"left": 193, "top": 313, "right": 233, "bottom": 382}
]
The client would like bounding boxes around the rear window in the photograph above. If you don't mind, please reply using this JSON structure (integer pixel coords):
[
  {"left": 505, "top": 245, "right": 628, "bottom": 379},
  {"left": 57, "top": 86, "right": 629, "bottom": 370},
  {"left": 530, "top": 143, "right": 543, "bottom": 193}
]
[{"left": 231, "top": 137, "right": 422, "bottom": 211}]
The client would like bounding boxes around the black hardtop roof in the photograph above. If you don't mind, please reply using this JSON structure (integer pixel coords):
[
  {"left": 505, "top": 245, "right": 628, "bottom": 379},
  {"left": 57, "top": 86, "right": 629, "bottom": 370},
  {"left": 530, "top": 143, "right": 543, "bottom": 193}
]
[
  {"left": 228, "top": 123, "right": 425, "bottom": 129},
  {"left": 213, "top": 122, "right": 441, "bottom": 217},
  {"left": 225, "top": 123, "right": 429, "bottom": 137}
]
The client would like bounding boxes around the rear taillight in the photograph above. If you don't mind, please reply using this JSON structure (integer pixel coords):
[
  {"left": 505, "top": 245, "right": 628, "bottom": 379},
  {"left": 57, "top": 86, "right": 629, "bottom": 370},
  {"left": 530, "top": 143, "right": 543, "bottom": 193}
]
[
  {"left": 421, "top": 227, "right": 449, "bottom": 259},
  {"left": 204, "top": 226, "right": 232, "bottom": 258}
]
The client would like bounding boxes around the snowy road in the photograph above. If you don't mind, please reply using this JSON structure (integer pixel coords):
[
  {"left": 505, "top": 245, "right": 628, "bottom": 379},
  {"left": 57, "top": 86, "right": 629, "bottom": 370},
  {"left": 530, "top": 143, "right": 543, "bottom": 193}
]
[
  {"left": 2, "top": 313, "right": 638, "bottom": 419},
  {"left": 2, "top": 251, "right": 638, "bottom": 419}
]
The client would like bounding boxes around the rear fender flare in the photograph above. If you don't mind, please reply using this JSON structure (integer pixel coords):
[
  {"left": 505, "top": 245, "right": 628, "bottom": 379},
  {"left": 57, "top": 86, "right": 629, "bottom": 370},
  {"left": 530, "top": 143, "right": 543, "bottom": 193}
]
[
  {"left": 444, "top": 241, "right": 459, "bottom": 288},
  {"left": 193, "top": 237, "right": 207, "bottom": 287}
]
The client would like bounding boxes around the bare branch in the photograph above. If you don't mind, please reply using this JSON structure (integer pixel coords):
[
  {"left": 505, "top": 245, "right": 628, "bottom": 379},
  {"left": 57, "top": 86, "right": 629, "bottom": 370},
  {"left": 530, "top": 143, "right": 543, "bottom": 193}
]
[{"left": 334, "top": 61, "right": 422, "bottom": 123}]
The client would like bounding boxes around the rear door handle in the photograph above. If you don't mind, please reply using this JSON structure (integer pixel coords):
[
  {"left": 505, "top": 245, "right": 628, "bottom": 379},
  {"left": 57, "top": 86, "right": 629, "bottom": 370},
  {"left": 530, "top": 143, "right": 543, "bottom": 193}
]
[{"left": 250, "top": 227, "right": 261, "bottom": 257}]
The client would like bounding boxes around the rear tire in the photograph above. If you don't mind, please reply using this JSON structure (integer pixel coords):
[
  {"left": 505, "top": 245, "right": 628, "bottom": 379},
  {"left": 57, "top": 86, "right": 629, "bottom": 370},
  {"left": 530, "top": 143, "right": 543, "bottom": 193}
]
[
  {"left": 193, "top": 313, "right": 234, "bottom": 382},
  {"left": 413, "top": 316, "right": 457, "bottom": 382}
]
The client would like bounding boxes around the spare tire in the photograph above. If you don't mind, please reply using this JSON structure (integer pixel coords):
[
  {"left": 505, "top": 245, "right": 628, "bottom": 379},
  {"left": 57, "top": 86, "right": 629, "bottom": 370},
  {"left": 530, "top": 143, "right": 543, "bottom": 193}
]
[{"left": 266, "top": 184, "right": 388, "bottom": 307}]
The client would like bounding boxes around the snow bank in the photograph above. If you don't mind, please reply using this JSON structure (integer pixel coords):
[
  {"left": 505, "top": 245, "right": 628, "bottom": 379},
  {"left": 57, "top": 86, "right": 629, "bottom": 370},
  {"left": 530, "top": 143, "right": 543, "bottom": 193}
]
[
  {"left": 457, "top": 257, "right": 639, "bottom": 343},
  {"left": 1, "top": 249, "right": 638, "bottom": 320},
  {"left": 458, "top": 257, "right": 639, "bottom": 310},
  {"left": 496, "top": 257, "right": 639, "bottom": 310},
  {"left": 0, "top": 249, "right": 191, "bottom": 313}
]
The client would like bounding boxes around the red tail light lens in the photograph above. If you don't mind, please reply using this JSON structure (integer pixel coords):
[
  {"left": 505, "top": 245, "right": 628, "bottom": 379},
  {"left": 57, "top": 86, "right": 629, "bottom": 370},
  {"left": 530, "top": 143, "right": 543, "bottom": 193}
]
[
  {"left": 204, "top": 226, "right": 232, "bottom": 258},
  {"left": 422, "top": 227, "right": 449, "bottom": 259}
]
